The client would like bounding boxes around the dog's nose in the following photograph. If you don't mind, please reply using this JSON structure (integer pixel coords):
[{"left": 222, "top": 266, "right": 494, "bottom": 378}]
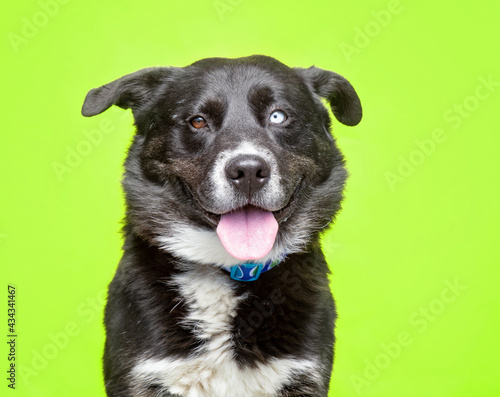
[{"left": 225, "top": 155, "right": 271, "bottom": 198}]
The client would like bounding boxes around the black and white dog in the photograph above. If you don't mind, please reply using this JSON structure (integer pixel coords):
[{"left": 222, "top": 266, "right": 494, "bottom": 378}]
[{"left": 82, "top": 55, "right": 362, "bottom": 397}]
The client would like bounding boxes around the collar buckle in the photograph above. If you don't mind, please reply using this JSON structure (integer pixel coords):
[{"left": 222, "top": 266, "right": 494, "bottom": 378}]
[
  {"left": 230, "top": 263, "right": 263, "bottom": 282},
  {"left": 227, "top": 254, "right": 285, "bottom": 282}
]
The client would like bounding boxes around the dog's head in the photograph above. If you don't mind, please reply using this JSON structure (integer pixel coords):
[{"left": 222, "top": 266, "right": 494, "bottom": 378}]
[{"left": 82, "top": 55, "right": 361, "bottom": 267}]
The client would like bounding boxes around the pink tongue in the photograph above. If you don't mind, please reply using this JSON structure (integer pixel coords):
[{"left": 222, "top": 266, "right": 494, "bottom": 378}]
[{"left": 216, "top": 206, "right": 279, "bottom": 261}]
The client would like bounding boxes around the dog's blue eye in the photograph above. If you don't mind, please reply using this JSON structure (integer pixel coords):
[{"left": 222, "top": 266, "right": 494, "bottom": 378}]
[{"left": 269, "top": 110, "right": 287, "bottom": 124}]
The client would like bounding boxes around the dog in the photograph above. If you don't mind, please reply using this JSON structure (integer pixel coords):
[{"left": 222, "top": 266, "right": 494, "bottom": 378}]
[{"left": 82, "top": 55, "right": 362, "bottom": 397}]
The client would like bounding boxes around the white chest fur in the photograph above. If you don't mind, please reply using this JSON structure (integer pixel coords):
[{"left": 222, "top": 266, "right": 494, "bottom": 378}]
[{"left": 130, "top": 266, "right": 319, "bottom": 397}]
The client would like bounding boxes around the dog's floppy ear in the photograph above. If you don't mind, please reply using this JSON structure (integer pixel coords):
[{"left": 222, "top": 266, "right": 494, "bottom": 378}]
[
  {"left": 81, "top": 67, "right": 173, "bottom": 117},
  {"left": 296, "top": 66, "right": 362, "bottom": 126}
]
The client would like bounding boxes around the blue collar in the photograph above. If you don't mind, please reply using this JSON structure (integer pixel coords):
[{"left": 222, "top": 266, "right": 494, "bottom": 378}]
[{"left": 224, "top": 254, "right": 286, "bottom": 282}]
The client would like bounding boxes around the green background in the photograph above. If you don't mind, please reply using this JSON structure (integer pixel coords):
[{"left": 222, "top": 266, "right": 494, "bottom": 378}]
[{"left": 2, "top": 0, "right": 499, "bottom": 396}]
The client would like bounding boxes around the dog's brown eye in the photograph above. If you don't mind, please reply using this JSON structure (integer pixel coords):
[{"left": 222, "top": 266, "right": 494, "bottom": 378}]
[{"left": 190, "top": 116, "right": 207, "bottom": 129}]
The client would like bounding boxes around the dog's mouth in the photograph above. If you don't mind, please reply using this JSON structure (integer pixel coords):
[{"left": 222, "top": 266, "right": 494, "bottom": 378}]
[
  {"left": 216, "top": 205, "right": 279, "bottom": 260},
  {"left": 180, "top": 179, "right": 301, "bottom": 261},
  {"left": 182, "top": 179, "right": 300, "bottom": 226}
]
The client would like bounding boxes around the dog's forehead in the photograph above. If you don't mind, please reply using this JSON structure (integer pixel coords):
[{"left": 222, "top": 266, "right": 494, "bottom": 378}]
[
  {"left": 182, "top": 56, "right": 301, "bottom": 99},
  {"left": 188, "top": 55, "right": 292, "bottom": 76}
]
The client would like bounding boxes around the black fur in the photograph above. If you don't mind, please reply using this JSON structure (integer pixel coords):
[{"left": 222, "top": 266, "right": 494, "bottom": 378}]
[{"left": 82, "top": 55, "right": 361, "bottom": 396}]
